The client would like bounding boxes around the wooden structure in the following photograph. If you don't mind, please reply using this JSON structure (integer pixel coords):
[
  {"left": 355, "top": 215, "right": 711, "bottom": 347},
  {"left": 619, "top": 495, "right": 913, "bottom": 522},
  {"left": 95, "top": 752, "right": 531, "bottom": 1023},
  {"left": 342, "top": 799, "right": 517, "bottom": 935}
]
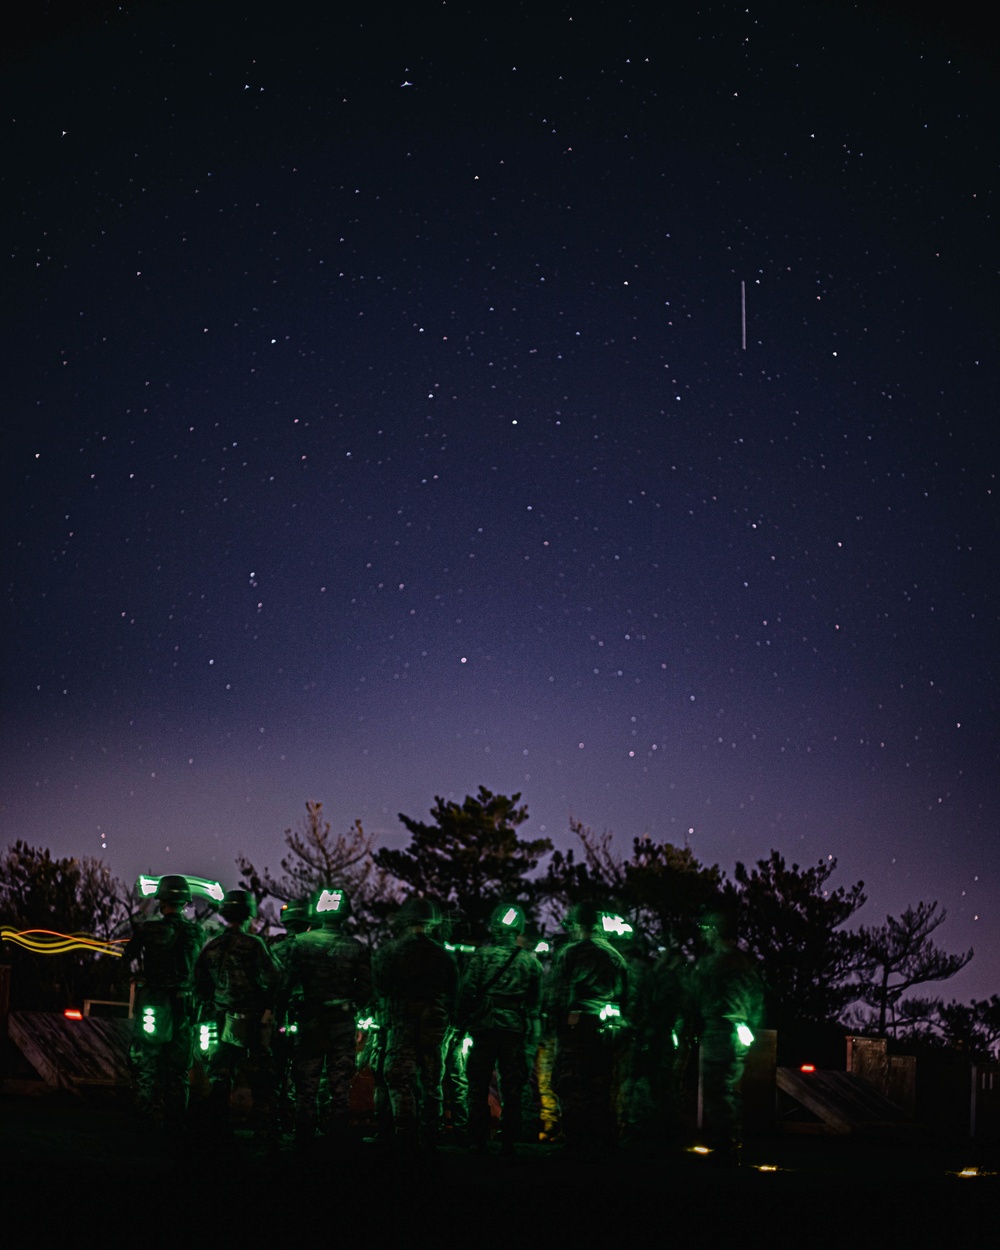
[
  {"left": 6, "top": 1010, "right": 131, "bottom": 1093},
  {"left": 776, "top": 1066, "right": 914, "bottom": 1134}
]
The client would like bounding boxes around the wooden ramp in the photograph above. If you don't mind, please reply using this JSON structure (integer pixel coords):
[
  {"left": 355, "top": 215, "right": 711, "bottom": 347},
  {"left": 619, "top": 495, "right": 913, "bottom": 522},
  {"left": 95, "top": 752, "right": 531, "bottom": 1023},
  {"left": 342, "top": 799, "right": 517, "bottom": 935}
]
[
  {"left": 7, "top": 1011, "right": 132, "bottom": 1093},
  {"left": 776, "top": 1066, "right": 914, "bottom": 1134}
]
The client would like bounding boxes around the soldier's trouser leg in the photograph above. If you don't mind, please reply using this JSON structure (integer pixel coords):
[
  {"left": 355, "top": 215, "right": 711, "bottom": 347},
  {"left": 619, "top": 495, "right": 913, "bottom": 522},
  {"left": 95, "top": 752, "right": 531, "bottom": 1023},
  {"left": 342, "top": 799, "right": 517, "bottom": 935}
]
[
  {"left": 385, "top": 1021, "right": 420, "bottom": 1139},
  {"left": 494, "top": 1030, "right": 527, "bottom": 1148},
  {"left": 536, "top": 1034, "right": 560, "bottom": 1137},
  {"left": 415, "top": 1028, "right": 446, "bottom": 1141},
  {"left": 294, "top": 1051, "right": 325, "bottom": 1138},
  {"left": 324, "top": 1023, "right": 357, "bottom": 1131},
  {"left": 555, "top": 1017, "right": 615, "bottom": 1150},
  {"left": 699, "top": 1026, "right": 745, "bottom": 1150},
  {"left": 466, "top": 1036, "right": 498, "bottom": 1146}
]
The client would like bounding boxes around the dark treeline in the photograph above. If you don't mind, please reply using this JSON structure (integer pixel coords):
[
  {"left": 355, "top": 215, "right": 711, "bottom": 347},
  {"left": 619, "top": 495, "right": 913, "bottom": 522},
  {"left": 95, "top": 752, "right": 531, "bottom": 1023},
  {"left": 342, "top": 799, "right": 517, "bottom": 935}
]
[{"left": 2, "top": 787, "right": 998, "bottom": 1060}]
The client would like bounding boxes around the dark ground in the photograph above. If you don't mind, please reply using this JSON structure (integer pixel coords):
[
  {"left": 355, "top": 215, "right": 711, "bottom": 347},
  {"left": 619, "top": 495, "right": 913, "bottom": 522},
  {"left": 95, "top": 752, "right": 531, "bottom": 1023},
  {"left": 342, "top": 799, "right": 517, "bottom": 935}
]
[{"left": 1, "top": 1085, "right": 996, "bottom": 1243}]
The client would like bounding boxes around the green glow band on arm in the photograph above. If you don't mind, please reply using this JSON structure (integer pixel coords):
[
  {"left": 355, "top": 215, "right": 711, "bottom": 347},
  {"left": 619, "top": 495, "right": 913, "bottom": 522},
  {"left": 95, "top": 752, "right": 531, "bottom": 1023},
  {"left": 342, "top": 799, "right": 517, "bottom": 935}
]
[
  {"left": 461, "top": 1034, "right": 473, "bottom": 1058},
  {"left": 736, "top": 1022, "right": 755, "bottom": 1046}
]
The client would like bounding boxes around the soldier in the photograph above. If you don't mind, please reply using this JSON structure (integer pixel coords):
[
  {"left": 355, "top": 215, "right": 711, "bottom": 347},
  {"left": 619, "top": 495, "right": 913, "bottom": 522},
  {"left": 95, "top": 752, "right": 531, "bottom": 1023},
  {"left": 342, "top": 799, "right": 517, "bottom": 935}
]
[
  {"left": 546, "top": 900, "right": 629, "bottom": 1156},
  {"left": 603, "top": 914, "right": 656, "bottom": 1150},
  {"left": 124, "top": 875, "right": 203, "bottom": 1137},
  {"left": 372, "top": 897, "right": 458, "bottom": 1150},
  {"left": 270, "top": 897, "right": 311, "bottom": 1131},
  {"left": 459, "top": 903, "right": 543, "bottom": 1157},
  {"left": 279, "top": 886, "right": 371, "bottom": 1145},
  {"left": 193, "top": 889, "right": 280, "bottom": 1147},
  {"left": 689, "top": 906, "right": 763, "bottom": 1167}
]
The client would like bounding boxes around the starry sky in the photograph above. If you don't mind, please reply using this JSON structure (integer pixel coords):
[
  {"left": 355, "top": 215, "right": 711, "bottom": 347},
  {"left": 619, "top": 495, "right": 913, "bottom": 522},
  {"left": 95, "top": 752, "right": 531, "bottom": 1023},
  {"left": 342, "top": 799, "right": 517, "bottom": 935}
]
[{"left": 2, "top": 2, "right": 996, "bottom": 997}]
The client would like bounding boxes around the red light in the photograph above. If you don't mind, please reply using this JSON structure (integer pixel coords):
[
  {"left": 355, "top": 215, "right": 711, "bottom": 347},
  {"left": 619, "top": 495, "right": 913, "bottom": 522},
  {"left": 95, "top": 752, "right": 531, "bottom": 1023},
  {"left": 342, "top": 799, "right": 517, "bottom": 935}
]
[
  {"left": 64, "top": 1008, "right": 83, "bottom": 1020},
  {"left": 800, "top": 1063, "right": 816, "bottom": 1072}
]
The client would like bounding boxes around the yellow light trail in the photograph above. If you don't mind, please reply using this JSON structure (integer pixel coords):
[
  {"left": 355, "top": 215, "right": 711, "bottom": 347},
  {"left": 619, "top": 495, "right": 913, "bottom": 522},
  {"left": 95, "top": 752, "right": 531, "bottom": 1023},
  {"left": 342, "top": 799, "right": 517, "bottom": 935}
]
[{"left": 0, "top": 926, "right": 126, "bottom": 957}]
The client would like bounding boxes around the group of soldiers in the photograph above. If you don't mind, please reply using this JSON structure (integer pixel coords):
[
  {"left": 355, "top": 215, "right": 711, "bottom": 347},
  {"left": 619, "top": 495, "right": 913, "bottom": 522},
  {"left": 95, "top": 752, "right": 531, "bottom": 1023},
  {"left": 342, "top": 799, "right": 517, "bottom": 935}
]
[{"left": 125, "top": 876, "right": 763, "bottom": 1166}]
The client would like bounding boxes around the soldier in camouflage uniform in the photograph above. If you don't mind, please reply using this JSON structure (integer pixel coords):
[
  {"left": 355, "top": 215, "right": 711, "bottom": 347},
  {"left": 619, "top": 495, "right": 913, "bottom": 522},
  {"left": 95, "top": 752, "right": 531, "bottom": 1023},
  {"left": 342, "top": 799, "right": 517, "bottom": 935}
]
[
  {"left": 604, "top": 917, "right": 657, "bottom": 1149},
  {"left": 279, "top": 886, "right": 371, "bottom": 1144},
  {"left": 459, "top": 903, "right": 542, "bottom": 1156},
  {"left": 194, "top": 889, "right": 280, "bottom": 1144},
  {"left": 124, "top": 875, "right": 203, "bottom": 1134},
  {"left": 689, "top": 906, "right": 763, "bottom": 1167},
  {"left": 546, "top": 900, "right": 629, "bottom": 1155},
  {"left": 372, "top": 898, "right": 458, "bottom": 1149}
]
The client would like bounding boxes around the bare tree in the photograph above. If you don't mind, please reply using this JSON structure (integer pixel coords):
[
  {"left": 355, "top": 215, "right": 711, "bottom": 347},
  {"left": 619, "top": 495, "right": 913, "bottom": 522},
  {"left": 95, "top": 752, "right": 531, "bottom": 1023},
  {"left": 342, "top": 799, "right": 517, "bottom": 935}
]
[
  {"left": 236, "top": 801, "right": 394, "bottom": 943},
  {"left": 856, "top": 901, "right": 973, "bottom": 1034}
]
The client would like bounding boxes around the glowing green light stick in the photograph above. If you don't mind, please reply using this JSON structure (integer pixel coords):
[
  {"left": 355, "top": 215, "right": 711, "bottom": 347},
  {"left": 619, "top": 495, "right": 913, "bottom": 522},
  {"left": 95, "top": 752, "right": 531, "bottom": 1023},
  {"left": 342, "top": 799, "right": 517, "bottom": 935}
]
[{"left": 316, "top": 888, "right": 343, "bottom": 914}]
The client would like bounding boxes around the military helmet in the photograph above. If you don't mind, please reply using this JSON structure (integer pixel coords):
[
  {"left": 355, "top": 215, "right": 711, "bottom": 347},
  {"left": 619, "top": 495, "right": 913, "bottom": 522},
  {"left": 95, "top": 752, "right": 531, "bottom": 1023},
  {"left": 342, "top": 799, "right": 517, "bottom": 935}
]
[
  {"left": 393, "top": 897, "right": 440, "bottom": 930},
  {"left": 220, "top": 889, "right": 258, "bottom": 923},
  {"left": 490, "top": 903, "right": 526, "bottom": 935},
  {"left": 312, "top": 885, "right": 351, "bottom": 922},
  {"left": 279, "top": 899, "right": 310, "bottom": 932},
  {"left": 565, "top": 899, "right": 601, "bottom": 932},
  {"left": 155, "top": 874, "right": 192, "bottom": 905}
]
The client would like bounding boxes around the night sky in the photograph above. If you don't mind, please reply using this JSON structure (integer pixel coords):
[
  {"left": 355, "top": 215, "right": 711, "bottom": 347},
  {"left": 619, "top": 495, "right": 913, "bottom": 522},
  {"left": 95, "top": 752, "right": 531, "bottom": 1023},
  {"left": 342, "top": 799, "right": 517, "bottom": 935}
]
[{"left": 2, "top": 2, "right": 996, "bottom": 998}]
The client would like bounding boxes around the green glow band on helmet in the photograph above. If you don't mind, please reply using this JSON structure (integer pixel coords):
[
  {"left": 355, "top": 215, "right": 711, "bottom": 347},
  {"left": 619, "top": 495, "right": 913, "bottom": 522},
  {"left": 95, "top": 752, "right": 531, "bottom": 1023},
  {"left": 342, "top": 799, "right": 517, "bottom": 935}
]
[
  {"left": 444, "top": 942, "right": 477, "bottom": 954},
  {"left": 534, "top": 940, "right": 550, "bottom": 954},
  {"left": 736, "top": 1022, "right": 755, "bottom": 1046},
  {"left": 461, "top": 1034, "right": 473, "bottom": 1058},
  {"left": 601, "top": 914, "right": 633, "bottom": 937},
  {"left": 501, "top": 907, "right": 518, "bottom": 926},
  {"left": 316, "top": 889, "right": 343, "bottom": 914},
  {"left": 135, "top": 874, "right": 224, "bottom": 902},
  {"left": 188, "top": 876, "right": 225, "bottom": 902}
]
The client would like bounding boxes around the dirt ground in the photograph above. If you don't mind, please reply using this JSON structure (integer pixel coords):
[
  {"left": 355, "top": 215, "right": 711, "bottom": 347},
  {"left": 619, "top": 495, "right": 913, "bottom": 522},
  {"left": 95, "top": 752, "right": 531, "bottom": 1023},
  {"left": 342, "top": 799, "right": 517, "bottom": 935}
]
[{"left": 1, "top": 1083, "right": 996, "bottom": 1244}]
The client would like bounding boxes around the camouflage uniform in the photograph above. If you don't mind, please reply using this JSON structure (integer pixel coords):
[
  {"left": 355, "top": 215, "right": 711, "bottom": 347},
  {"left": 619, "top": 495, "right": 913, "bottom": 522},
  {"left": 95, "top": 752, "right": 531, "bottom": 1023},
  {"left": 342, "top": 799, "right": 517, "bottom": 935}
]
[
  {"left": 460, "top": 937, "right": 542, "bottom": 1151},
  {"left": 648, "top": 948, "right": 690, "bottom": 1146},
  {"left": 280, "top": 926, "right": 372, "bottom": 1139},
  {"left": 613, "top": 950, "right": 656, "bottom": 1145},
  {"left": 124, "top": 911, "right": 203, "bottom": 1127},
  {"left": 194, "top": 926, "right": 280, "bottom": 1139},
  {"left": 373, "top": 931, "right": 458, "bottom": 1145},
  {"left": 546, "top": 934, "right": 629, "bottom": 1152},
  {"left": 690, "top": 944, "right": 763, "bottom": 1156}
]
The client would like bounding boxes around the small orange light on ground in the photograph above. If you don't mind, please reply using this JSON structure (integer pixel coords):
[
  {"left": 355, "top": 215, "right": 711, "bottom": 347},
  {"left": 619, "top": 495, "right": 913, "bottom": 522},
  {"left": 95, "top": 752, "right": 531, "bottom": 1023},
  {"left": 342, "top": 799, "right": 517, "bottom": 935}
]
[
  {"left": 800, "top": 1064, "right": 816, "bottom": 1072},
  {"left": 64, "top": 1008, "right": 83, "bottom": 1020}
]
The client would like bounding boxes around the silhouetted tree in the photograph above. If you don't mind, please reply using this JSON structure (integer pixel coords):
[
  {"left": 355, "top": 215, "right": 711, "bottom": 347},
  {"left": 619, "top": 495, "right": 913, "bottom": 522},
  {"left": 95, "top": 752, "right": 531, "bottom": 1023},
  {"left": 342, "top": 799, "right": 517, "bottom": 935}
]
[
  {"left": 374, "top": 787, "right": 552, "bottom": 935},
  {"left": 855, "top": 901, "right": 973, "bottom": 1034},
  {"left": 236, "top": 801, "right": 394, "bottom": 943},
  {"left": 0, "top": 841, "right": 130, "bottom": 1011},
  {"left": 540, "top": 820, "right": 724, "bottom": 950},
  {"left": 733, "top": 851, "right": 867, "bottom": 1030}
]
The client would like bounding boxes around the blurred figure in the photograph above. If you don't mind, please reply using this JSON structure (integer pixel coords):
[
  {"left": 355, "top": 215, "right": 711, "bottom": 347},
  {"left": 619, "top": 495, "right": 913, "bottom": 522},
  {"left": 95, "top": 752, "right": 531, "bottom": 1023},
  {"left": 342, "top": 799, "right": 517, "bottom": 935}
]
[
  {"left": 279, "top": 886, "right": 371, "bottom": 1146},
  {"left": 124, "top": 874, "right": 203, "bottom": 1138},
  {"left": 459, "top": 903, "right": 542, "bottom": 1156},
  {"left": 194, "top": 889, "right": 280, "bottom": 1148},
  {"left": 373, "top": 897, "right": 458, "bottom": 1150},
  {"left": 689, "top": 906, "right": 763, "bottom": 1167},
  {"left": 546, "top": 900, "right": 629, "bottom": 1156}
]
